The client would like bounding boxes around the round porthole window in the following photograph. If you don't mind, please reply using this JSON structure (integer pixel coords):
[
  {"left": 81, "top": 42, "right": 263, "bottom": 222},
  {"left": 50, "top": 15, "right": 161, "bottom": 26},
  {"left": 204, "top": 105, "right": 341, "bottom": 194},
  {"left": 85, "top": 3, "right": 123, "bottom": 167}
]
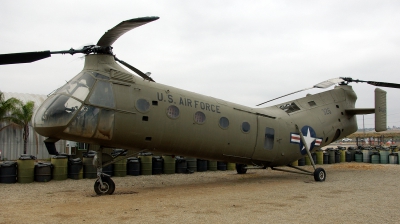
[
  {"left": 166, "top": 105, "right": 180, "bottom": 119},
  {"left": 219, "top": 117, "right": 229, "bottom": 129},
  {"left": 194, "top": 111, "right": 206, "bottom": 124},
  {"left": 241, "top": 121, "right": 250, "bottom": 133},
  {"left": 136, "top": 98, "right": 150, "bottom": 113}
]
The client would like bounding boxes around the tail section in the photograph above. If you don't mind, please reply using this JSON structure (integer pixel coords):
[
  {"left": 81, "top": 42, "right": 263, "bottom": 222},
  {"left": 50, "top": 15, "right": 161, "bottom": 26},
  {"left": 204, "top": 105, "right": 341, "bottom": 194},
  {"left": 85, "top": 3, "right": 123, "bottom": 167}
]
[
  {"left": 375, "top": 88, "right": 387, "bottom": 132},
  {"left": 345, "top": 88, "right": 387, "bottom": 132}
]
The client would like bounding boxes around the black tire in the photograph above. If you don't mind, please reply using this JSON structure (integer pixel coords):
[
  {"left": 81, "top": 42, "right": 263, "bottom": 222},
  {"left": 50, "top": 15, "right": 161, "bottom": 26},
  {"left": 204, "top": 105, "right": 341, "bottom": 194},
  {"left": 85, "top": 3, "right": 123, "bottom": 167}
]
[
  {"left": 236, "top": 164, "right": 247, "bottom": 174},
  {"left": 313, "top": 167, "right": 326, "bottom": 181},
  {"left": 94, "top": 175, "right": 115, "bottom": 195}
]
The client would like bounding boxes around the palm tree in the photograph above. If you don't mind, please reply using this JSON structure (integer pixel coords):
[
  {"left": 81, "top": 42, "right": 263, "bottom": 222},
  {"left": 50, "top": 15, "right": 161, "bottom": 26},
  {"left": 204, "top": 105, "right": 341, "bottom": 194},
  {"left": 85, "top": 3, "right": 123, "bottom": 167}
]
[
  {"left": 9, "top": 100, "right": 35, "bottom": 154},
  {"left": 0, "top": 91, "right": 20, "bottom": 132}
]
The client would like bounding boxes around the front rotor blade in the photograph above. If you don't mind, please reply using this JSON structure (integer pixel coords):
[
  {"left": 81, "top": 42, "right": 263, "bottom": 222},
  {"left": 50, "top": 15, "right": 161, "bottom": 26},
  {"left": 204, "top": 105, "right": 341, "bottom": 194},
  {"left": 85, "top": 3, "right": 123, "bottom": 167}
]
[
  {"left": 367, "top": 81, "right": 400, "bottom": 89},
  {"left": 314, "top": 78, "right": 344, "bottom": 88},
  {"left": 0, "top": 51, "right": 51, "bottom": 65},
  {"left": 97, "top": 16, "right": 159, "bottom": 47}
]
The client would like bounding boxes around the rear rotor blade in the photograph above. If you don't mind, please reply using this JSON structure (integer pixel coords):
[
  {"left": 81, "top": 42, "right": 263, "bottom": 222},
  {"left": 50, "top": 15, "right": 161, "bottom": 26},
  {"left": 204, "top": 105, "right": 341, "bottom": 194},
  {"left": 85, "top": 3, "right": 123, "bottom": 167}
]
[
  {"left": 367, "top": 81, "right": 400, "bottom": 89},
  {"left": 97, "top": 16, "right": 159, "bottom": 47},
  {"left": 114, "top": 57, "right": 155, "bottom": 82},
  {"left": 341, "top": 77, "right": 400, "bottom": 89},
  {"left": 256, "top": 77, "right": 344, "bottom": 106},
  {"left": 0, "top": 51, "right": 50, "bottom": 65}
]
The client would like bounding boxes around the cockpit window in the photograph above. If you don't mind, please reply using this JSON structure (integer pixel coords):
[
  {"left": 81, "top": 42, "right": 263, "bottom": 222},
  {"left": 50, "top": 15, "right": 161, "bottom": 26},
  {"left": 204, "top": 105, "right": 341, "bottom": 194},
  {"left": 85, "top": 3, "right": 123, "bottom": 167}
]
[
  {"left": 34, "top": 94, "right": 82, "bottom": 127},
  {"left": 279, "top": 102, "right": 301, "bottom": 114},
  {"left": 56, "top": 72, "right": 95, "bottom": 101},
  {"left": 63, "top": 105, "right": 99, "bottom": 137},
  {"left": 88, "top": 80, "right": 115, "bottom": 108}
]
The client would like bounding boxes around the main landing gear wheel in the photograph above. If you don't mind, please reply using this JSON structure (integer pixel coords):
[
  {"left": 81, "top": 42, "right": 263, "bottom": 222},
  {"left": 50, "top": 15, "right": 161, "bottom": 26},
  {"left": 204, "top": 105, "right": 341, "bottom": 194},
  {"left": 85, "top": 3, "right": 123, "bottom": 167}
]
[
  {"left": 94, "top": 175, "right": 115, "bottom": 195},
  {"left": 236, "top": 164, "right": 247, "bottom": 174},
  {"left": 314, "top": 168, "right": 326, "bottom": 181}
]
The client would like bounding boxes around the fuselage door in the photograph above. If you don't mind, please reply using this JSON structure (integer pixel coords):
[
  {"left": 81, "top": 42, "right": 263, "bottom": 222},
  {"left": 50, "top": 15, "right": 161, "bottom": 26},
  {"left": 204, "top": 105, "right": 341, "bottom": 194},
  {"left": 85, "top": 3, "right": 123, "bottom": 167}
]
[{"left": 251, "top": 116, "right": 281, "bottom": 163}]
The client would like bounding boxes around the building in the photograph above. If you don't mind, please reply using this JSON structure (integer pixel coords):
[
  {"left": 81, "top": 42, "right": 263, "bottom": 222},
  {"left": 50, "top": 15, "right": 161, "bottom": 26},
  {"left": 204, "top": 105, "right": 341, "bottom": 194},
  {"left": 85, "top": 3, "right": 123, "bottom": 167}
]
[{"left": 0, "top": 92, "right": 66, "bottom": 160}]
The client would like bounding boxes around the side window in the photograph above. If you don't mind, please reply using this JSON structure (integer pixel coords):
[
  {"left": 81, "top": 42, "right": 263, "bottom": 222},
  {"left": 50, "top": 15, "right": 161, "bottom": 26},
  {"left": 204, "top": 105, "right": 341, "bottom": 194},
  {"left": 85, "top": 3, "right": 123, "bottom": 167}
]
[
  {"left": 241, "top": 122, "right": 250, "bottom": 133},
  {"left": 264, "top": 127, "right": 275, "bottom": 149},
  {"left": 89, "top": 81, "right": 115, "bottom": 108},
  {"left": 279, "top": 102, "right": 301, "bottom": 114},
  {"left": 219, "top": 117, "right": 229, "bottom": 129},
  {"left": 136, "top": 99, "right": 150, "bottom": 113},
  {"left": 166, "top": 105, "right": 180, "bottom": 119},
  {"left": 194, "top": 111, "right": 206, "bottom": 124}
]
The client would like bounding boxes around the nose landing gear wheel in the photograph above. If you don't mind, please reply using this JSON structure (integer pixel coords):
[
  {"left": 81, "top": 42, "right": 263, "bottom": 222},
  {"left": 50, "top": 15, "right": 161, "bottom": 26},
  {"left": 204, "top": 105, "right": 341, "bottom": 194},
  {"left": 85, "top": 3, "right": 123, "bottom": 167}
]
[
  {"left": 94, "top": 175, "right": 115, "bottom": 195},
  {"left": 314, "top": 167, "right": 326, "bottom": 181}
]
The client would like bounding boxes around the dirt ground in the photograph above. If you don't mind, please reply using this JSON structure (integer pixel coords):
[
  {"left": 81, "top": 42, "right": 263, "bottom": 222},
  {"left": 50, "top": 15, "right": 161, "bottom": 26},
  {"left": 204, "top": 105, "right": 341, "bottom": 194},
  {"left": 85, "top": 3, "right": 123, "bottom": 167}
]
[{"left": 1, "top": 163, "right": 400, "bottom": 224}]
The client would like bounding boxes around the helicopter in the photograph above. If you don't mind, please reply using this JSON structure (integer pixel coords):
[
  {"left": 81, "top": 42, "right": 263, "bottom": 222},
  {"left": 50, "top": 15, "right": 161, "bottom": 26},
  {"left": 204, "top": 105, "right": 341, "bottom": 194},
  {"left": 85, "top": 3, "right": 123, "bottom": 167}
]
[{"left": 1, "top": 16, "right": 399, "bottom": 195}]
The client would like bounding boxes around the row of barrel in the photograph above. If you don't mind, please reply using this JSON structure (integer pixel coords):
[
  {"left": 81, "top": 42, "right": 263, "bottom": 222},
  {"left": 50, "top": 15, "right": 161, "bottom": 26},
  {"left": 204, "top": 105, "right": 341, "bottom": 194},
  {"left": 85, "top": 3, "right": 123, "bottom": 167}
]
[
  {"left": 0, "top": 152, "right": 236, "bottom": 184},
  {"left": 292, "top": 146, "right": 400, "bottom": 166}
]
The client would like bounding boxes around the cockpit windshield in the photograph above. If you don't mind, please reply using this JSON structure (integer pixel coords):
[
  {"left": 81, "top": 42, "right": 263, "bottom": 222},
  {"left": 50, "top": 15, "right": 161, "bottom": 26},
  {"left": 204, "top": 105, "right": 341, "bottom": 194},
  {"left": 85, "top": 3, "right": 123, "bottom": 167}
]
[
  {"left": 34, "top": 70, "right": 115, "bottom": 139},
  {"left": 56, "top": 72, "right": 96, "bottom": 101},
  {"left": 34, "top": 94, "right": 82, "bottom": 127}
]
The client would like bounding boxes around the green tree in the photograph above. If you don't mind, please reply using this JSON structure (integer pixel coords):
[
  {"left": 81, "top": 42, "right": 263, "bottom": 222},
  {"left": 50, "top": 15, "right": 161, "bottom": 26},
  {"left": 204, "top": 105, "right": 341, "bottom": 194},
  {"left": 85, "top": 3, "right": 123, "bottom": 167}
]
[
  {"left": 0, "top": 91, "right": 20, "bottom": 132},
  {"left": 9, "top": 100, "right": 35, "bottom": 154}
]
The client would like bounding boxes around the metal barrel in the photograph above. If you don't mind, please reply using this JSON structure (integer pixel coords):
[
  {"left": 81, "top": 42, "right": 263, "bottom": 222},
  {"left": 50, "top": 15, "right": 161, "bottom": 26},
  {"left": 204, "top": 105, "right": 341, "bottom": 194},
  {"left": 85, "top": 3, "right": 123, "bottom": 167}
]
[
  {"left": 51, "top": 155, "right": 68, "bottom": 181},
  {"left": 152, "top": 156, "right": 163, "bottom": 175},
  {"left": 207, "top": 160, "right": 217, "bottom": 171},
  {"left": 316, "top": 151, "right": 324, "bottom": 165},
  {"left": 17, "top": 157, "right": 35, "bottom": 183},
  {"left": 138, "top": 153, "right": 153, "bottom": 175},
  {"left": 328, "top": 149, "right": 335, "bottom": 164},
  {"left": 113, "top": 157, "right": 127, "bottom": 177},
  {"left": 0, "top": 161, "right": 17, "bottom": 184},
  {"left": 305, "top": 156, "right": 311, "bottom": 165},
  {"left": 162, "top": 156, "right": 175, "bottom": 174},
  {"left": 340, "top": 150, "right": 346, "bottom": 162},
  {"left": 355, "top": 152, "right": 363, "bottom": 162},
  {"left": 371, "top": 153, "right": 380, "bottom": 164},
  {"left": 186, "top": 157, "right": 197, "bottom": 173},
  {"left": 217, "top": 161, "right": 227, "bottom": 171},
  {"left": 197, "top": 159, "right": 208, "bottom": 172},
  {"left": 362, "top": 149, "right": 371, "bottom": 163},
  {"left": 345, "top": 151, "right": 352, "bottom": 162},
  {"left": 175, "top": 157, "right": 187, "bottom": 173},
  {"left": 379, "top": 149, "right": 390, "bottom": 164},
  {"left": 298, "top": 157, "right": 305, "bottom": 166},
  {"left": 227, "top": 162, "right": 236, "bottom": 170},
  {"left": 35, "top": 162, "right": 52, "bottom": 182},
  {"left": 82, "top": 156, "right": 97, "bottom": 179},
  {"left": 347, "top": 147, "right": 356, "bottom": 161},
  {"left": 127, "top": 157, "right": 141, "bottom": 176},
  {"left": 68, "top": 158, "right": 83, "bottom": 180},
  {"left": 323, "top": 152, "right": 329, "bottom": 164},
  {"left": 388, "top": 153, "right": 398, "bottom": 164},
  {"left": 335, "top": 150, "right": 341, "bottom": 163}
]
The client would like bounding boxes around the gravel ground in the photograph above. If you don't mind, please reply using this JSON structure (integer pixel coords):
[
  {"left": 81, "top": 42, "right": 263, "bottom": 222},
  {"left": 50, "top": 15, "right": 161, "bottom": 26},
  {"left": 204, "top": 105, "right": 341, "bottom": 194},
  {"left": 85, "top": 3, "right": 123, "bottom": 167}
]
[{"left": 0, "top": 162, "right": 399, "bottom": 224}]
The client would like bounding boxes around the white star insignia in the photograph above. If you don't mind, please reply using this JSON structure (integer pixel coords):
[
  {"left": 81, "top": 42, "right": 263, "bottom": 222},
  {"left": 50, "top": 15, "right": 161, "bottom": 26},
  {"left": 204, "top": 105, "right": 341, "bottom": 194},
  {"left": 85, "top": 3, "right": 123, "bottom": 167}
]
[{"left": 301, "top": 128, "right": 316, "bottom": 152}]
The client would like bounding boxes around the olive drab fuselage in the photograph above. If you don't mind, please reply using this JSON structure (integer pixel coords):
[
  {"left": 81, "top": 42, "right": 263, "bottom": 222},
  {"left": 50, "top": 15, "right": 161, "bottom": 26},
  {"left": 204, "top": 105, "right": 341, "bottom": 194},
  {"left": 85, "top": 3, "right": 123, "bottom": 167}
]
[{"left": 34, "top": 54, "right": 358, "bottom": 167}]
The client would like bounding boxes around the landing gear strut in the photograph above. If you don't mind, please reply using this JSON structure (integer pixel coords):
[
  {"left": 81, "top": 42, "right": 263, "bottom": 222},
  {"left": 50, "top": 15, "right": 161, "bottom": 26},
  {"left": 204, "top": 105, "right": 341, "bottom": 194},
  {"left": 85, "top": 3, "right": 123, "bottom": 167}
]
[
  {"left": 92, "top": 147, "right": 130, "bottom": 195},
  {"left": 271, "top": 124, "right": 327, "bottom": 182}
]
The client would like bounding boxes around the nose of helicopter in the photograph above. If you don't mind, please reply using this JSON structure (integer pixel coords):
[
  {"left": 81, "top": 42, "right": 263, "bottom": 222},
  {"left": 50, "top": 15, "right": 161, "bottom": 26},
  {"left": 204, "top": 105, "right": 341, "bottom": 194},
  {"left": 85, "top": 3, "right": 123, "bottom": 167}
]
[{"left": 33, "top": 94, "right": 82, "bottom": 138}]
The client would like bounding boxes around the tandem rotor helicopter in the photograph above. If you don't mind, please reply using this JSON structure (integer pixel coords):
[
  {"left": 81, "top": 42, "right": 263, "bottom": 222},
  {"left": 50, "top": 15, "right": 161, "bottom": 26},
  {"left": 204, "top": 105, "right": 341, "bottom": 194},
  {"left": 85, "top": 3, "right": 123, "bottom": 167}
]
[{"left": 1, "top": 16, "right": 399, "bottom": 195}]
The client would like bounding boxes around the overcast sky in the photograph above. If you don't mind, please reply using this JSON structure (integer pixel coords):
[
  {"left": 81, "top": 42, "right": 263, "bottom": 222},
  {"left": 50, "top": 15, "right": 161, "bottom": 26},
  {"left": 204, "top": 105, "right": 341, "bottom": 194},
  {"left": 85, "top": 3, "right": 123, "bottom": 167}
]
[{"left": 1, "top": 0, "right": 400, "bottom": 129}]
